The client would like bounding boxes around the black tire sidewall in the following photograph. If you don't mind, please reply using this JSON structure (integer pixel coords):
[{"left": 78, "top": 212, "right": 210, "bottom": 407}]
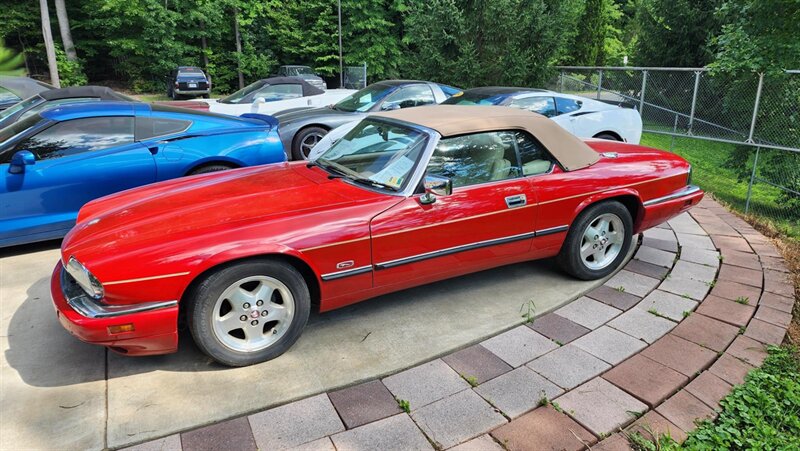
[
  {"left": 291, "top": 126, "right": 328, "bottom": 160},
  {"left": 188, "top": 164, "right": 232, "bottom": 176},
  {"left": 595, "top": 133, "right": 620, "bottom": 141},
  {"left": 558, "top": 201, "right": 633, "bottom": 280},
  {"left": 187, "top": 260, "right": 311, "bottom": 367}
]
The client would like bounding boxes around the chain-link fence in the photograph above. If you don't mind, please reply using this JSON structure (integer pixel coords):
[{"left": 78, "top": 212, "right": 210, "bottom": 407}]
[{"left": 552, "top": 66, "right": 800, "bottom": 238}]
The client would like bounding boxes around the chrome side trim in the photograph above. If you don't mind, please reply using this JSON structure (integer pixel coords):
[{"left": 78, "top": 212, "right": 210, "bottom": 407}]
[
  {"left": 61, "top": 268, "right": 178, "bottom": 319},
  {"left": 643, "top": 185, "right": 701, "bottom": 207},
  {"left": 535, "top": 225, "right": 570, "bottom": 236},
  {"left": 375, "top": 231, "right": 537, "bottom": 270},
  {"left": 320, "top": 265, "right": 372, "bottom": 281}
]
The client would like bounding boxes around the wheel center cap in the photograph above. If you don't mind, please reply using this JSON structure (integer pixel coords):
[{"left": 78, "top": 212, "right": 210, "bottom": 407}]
[{"left": 250, "top": 310, "right": 260, "bottom": 319}]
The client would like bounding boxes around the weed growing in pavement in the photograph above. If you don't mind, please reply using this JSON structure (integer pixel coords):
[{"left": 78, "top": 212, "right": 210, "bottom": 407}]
[
  {"left": 736, "top": 296, "right": 750, "bottom": 304},
  {"left": 461, "top": 374, "right": 478, "bottom": 387},
  {"left": 616, "top": 286, "right": 626, "bottom": 293},
  {"left": 395, "top": 398, "right": 410, "bottom": 413},
  {"left": 683, "top": 311, "right": 691, "bottom": 318},
  {"left": 538, "top": 395, "right": 549, "bottom": 407},
  {"left": 520, "top": 300, "right": 536, "bottom": 324}
]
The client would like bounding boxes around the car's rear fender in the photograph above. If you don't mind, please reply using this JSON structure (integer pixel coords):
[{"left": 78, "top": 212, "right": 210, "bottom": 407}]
[{"left": 572, "top": 188, "right": 645, "bottom": 233}]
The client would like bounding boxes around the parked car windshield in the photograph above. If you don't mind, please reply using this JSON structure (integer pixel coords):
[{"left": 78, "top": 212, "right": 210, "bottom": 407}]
[
  {"left": 219, "top": 81, "right": 265, "bottom": 104},
  {"left": 441, "top": 91, "right": 506, "bottom": 106},
  {"left": 285, "top": 66, "right": 314, "bottom": 76},
  {"left": 333, "top": 84, "right": 396, "bottom": 112},
  {"left": 0, "top": 114, "right": 43, "bottom": 160},
  {"left": 315, "top": 119, "right": 428, "bottom": 191},
  {"left": 0, "top": 96, "right": 42, "bottom": 127}
]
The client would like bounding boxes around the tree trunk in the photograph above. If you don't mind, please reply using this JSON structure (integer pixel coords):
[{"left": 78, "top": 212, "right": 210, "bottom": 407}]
[
  {"left": 54, "top": 0, "right": 77, "bottom": 61},
  {"left": 233, "top": 8, "right": 244, "bottom": 89},
  {"left": 200, "top": 23, "right": 209, "bottom": 69},
  {"left": 39, "top": 0, "right": 60, "bottom": 87}
]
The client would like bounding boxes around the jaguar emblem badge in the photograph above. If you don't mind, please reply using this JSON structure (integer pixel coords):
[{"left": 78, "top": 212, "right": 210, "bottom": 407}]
[{"left": 336, "top": 260, "right": 355, "bottom": 269}]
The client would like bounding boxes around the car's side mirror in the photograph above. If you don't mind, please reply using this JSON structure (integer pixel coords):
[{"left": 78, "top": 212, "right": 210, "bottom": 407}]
[
  {"left": 8, "top": 150, "right": 35, "bottom": 174},
  {"left": 420, "top": 174, "right": 452, "bottom": 205},
  {"left": 254, "top": 97, "right": 266, "bottom": 104}
]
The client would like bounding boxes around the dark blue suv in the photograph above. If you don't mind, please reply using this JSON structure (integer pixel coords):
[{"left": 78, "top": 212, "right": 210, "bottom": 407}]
[{"left": 167, "top": 66, "right": 210, "bottom": 99}]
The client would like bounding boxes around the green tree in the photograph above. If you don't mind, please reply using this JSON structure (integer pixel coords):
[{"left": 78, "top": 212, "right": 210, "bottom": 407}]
[
  {"left": 634, "top": 0, "right": 723, "bottom": 67},
  {"left": 0, "top": 40, "right": 25, "bottom": 75}
]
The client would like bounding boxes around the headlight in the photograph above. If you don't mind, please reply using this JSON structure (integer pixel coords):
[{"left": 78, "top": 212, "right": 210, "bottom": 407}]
[
  {"left": 66, "top": 256, "right": 104, "bottom": 300},
  {"left": 687, "top": 165, "right": 693, "bottom": 185}
]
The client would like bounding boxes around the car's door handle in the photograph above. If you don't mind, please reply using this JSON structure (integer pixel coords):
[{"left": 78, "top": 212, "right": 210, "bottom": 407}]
[{"left": 505, "top": 194, "right": 527, "bottom": 209}]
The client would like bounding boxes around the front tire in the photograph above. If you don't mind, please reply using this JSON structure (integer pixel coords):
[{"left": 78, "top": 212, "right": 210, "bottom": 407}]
[
  {"left": 557, "top": 201, "right": 633, "bottom": 280},
  {"left": 594, "top": 132, "right": 621, "bottom": 141},
  {"left": 291, "top": 126, "right": 328, "bottom": 160},
  {"left": 188, "top": 164, "right": 233, "bottom": 176},
  {"left": 187, "top": 260, "right": 311, "bottom": 367}
]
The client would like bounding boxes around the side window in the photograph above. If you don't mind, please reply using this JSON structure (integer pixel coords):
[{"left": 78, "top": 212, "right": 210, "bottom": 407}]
[
  {"left": 555, "top": 97, "right": 582, "bottom": 115},
  {"left": 0, "top": 87, "right": 20, "bottom": 104},
  {"left": 15, "top": 116, "right": 134, "bottom": 160},
  {"left": 426, "top": 131, "right": 521, "bottom": 188},
  {"left": 135, "top": 117, "right": 191, "bottom": 141},
  {"left": 508, "top": 96, "right": 557, "bottom": 117},
  {"left": 514, "top": 131, "right": 557, "bottom": 176},
  {"left": 253, "top": 84, "right": 303, "bottom": 101},
  {"left": 381, "top": 85, "right": 435, "bottom": 110}
]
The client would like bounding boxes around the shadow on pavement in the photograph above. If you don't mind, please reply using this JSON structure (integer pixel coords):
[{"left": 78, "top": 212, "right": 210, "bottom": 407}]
[{"left": 5, "top": 257, "right": 579, "bottom": 388}]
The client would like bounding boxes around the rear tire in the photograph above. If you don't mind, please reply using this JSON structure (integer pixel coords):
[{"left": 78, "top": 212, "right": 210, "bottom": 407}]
[
  {"left": 188, "top": 164, "right": 234, "bottom": 176},
  {"left": 557, "top": 201, "right": 633, "bottom": 280},
  {"left": 187, "top": 260, "right": 311, "bottom": 367},
  {"left": 291, "top": 126, "right": 328, "bottom": 160}
]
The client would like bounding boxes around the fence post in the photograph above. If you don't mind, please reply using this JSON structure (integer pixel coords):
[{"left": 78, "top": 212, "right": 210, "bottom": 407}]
[
  {"left": 747, "top": 73, "right": 765, "bottom": 143},
  {"left": 745, "top": 146, "right": 761, "bottom": 214},
  {"left": 363, "top": 62, "right": 367, "bottom": 88},
  {"left": 559, "top": 70, "right": 564, "bottom": 92},
  {"left": 669, "top": 114, "right": 678, "bottom": 153},
  {"left": 687, "top": 70, "right": 701, "bottom": 134},
  {"left": 639, "top": 70, "right": 648, "bottom": 114},
  {"left": 596, "top": 70, "right": 603, "bottom": 99}
]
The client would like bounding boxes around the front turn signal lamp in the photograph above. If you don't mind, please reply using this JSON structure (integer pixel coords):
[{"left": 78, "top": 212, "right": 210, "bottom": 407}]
[{"left": 108, "top": 324, "right": 135, "bottom": 334}]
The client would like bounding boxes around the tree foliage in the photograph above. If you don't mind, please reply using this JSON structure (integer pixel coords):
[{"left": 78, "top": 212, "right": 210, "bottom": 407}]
[{"left": 0, "top": 0, "right": 796, "bottom": 93}]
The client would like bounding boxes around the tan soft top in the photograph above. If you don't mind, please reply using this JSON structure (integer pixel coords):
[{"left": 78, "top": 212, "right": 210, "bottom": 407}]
[{"left": 374, "top": 105, "right": 599, "bottom": 171}]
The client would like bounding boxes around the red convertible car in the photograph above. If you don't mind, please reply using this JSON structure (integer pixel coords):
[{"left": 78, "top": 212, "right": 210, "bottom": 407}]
[{"left": 51, "top": 105, "right": 702, "bottom": 366}]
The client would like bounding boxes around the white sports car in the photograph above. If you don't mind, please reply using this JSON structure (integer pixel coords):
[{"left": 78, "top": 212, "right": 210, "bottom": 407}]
[
  {"left": 196, "top": 76, "right": 355, "bottom": 116},
  {"left": 441, "top": 87, "right": 642, "bottom": 144}
]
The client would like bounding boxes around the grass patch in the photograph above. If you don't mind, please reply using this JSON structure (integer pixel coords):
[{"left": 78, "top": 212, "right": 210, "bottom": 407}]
[
  {"left": 628, "top": 346, "right": 800, "bottom": 450},
  {"left": 640, "top": 133, "right": 800, "bottom": 239}
]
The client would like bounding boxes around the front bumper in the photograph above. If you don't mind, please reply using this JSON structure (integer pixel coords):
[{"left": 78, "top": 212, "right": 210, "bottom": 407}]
[{"left": 50, "top": 262, "right": 180, "bottom": 356}]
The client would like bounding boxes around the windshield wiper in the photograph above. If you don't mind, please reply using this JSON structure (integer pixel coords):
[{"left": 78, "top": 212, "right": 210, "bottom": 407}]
[{"left": 348, "top": 176, "right": 398, "bottom": 192}]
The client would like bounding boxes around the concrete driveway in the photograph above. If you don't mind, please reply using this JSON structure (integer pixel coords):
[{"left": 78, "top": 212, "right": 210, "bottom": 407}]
[{"left": 0, "top": 241, "right": 607, "bottom": 449}]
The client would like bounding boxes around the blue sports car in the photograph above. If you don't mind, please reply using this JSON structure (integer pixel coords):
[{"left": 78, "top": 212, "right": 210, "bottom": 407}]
[{"left": 0, "top": 101, "right": 285, "bottom": 247}]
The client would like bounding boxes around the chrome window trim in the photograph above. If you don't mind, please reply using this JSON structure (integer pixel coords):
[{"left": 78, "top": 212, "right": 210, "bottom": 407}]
[{"left": 643, "top": 185, "right": 701, "bottom": 207}]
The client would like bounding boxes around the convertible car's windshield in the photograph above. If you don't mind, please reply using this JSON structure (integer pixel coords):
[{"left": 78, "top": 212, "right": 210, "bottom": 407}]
[
  {"left": 316, "top": 119, "right": 428, "bottom": 191},
  {"left": 441, "top": 92, "right": 505, "bottom": 106},
  {"left": 219, "top": 81, "right": 264, "bottom": 104},
  {"left": 333, "top": 84, "right": 395, "bottom": 112}
]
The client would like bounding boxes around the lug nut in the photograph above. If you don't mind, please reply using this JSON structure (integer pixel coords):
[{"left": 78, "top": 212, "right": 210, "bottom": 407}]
[
  {"left": 243, "top": 303, "right": 251, "bottom": 309},
  {"left": 261, "top": 310, "right": 268, "bottom": 317},
  {"left": 239, "top": 315, "right": 247, "bottom": 321},
  {"left": 594, "top": 235, "right": 599, "bottom": 240},
  {"left": 256, "top": 300, "right": 263, "bottom": 306},
  {"left": 251, "top": 320, "right": 259, "bottom": 326}
]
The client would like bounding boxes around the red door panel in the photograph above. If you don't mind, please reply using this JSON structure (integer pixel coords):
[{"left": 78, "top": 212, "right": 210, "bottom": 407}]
[{"left": 370, "top": 178, "right": 537, "bottom": 291}]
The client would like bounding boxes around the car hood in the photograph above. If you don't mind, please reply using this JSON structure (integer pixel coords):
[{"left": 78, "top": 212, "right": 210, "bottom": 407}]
[
  {"left": 274, "top": 105, "right": 357, "bottom": 124},
  {"left": 62, "top": 163, "right": 374, "bottom": 262}
]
